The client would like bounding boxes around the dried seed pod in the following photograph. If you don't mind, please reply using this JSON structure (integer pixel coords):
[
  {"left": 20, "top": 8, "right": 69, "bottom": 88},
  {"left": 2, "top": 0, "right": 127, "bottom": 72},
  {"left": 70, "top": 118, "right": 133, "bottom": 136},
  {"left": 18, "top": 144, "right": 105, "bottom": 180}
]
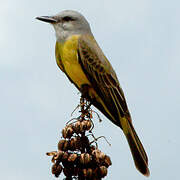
[
  {"left": 52, "top": 164, "right": 62, "bottom": 177},
  {"left": 98, "top": 166, "right": 107, "bottom": 178},
  {"left": 92, "top": 149, "right": 102, "bottom": 164},
  {"left": 54, "top": 165, "right": 63, "bottom": 177},
  {"left": 103, "top": 155, "right": 112, "bottom": 167},
  {"left": 54, "top": 150, "right": 64, "bottom": 160},
  {"left": 62, "top": 153, "right": 72, "bottom": 168},
  {"left": 62, "top": 125, "right": 74, "bottom": 139},
  {"left": 58, "top": 139, "right": 69, "bottom": 151},
  {"left": 74, "top": 136, "right": 81, "bottom": 149},
  {"left": 81, "top": 135, "right": 90, "bottom": 145},
  {"left": 93, "top": 167, "right": 99, "bottom": 179},
  {"left": 69, "top": 137, "right": 82, "bottom": 151},
  {"left": 86, "top": 168, "right": 93, "bottom": 179},
  {"left": 80, "top": 153, "right": 86, "bottom": 165},
  {"left": 99, "top": 152, "right": 106, "bottom": 160},
  {"left": 82, "top": 168, "right": 87, "bottom": 177},
  {"left": 58, "top": 139, "right": 66, "bottom": 150},
  {"left": 46, "top": 151, "right": 57, "bottom": 156},
  {"left": 73, "top": 121, "right": 81, "bottom": 134},
  {"left": 79, "top": 122, "right": 84, "bottom": 133},
  {"left": 51, "top": 150, "right": 64, "bottom": 163},
  {"left": 46, "top": 151, "right": 58, "bottom": 163},
  {"left": 86, "top": 120, "right": 92, "bottom": 130},
  {"left": 81, "top": 120, "right": 88, "bottom": 131},
  {"left": 80, "top": 153, "right": 91, "bottom": 165},
  {"left": 52, "top": 164, "right": 57, "bottom": 174},
  {"left": 92, "top": 149, "right": 100, "bottom": 157},
  {"left": 62, "top": 127, "right": 67, "bottom": 139},
  {"left": 66, "top": 126, "right": 74, "bottom": 138},
  {"left": 73, "top": 167, "right": 79, "bottom": 176},
  {"left": 62, "top": 151, "right": 69, "bottom": 162},
  {"left": 92, "top": 149, "right": 101, "bottom": 156},
  {"left": 63, "top": 167, "right": 73, "bottom": 177},
  {"left": 51, "top": 157, "right": 56, "bottom": 163},
  {"left": 63, "top": 140, "right": 69, "bottom": 151},
  {"left": 78, "top": 168, "right": 86, "bottom": 179},
  {"left": 69, "top": 138, "right": 76, "bottom": 151},
  {"left": 68, "top": 153, "right": 78, "bottom": 163},
  {"left": 90, "top": 145, "right": 96, "bottom": 151}
]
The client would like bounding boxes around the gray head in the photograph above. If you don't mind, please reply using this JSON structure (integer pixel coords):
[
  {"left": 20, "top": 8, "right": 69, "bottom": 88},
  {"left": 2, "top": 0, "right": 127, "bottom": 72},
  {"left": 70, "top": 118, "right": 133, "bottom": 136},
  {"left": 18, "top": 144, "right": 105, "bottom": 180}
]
[{"left": 36, "top": 10, "right": 92, "bottom": 42}]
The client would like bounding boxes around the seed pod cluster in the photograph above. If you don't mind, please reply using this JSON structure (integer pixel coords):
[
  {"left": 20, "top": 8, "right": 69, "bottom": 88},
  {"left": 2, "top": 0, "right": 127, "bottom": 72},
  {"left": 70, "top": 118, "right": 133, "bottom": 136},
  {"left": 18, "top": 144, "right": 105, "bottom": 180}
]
[
  {"left": 62, "top": 120, "right": 92, "bottom": 138},
  {"left": 47, "top": 99, "right": 112, "bottom": 179}
]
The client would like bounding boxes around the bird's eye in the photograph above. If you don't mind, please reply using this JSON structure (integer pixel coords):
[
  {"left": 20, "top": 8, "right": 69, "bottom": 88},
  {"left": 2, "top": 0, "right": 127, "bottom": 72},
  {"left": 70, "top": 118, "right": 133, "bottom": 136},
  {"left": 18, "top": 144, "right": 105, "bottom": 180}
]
[{"left": 62, "top": 16, "right": 75, "bottom": 21}]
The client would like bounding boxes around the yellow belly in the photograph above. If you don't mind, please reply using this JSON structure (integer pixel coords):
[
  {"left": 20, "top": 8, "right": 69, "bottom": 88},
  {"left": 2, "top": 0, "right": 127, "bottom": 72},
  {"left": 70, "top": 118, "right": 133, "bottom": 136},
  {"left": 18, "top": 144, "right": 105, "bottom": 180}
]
[
  {"left": 55, "top": 35, "right": 114, "bottom": 120},
  {"left": 63, "top": 60, "right": 90, "bottom": 88},
  {"left": 56, "top": 35, "right": 91, "bottom": 88}
]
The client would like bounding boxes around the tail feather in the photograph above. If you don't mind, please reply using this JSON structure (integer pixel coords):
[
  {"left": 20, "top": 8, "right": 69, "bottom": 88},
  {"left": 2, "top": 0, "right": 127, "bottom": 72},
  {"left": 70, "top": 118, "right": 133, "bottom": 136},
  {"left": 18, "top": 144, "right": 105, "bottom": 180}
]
[{"left": 121, "top": 117, "right": 150, "bottom": 176}]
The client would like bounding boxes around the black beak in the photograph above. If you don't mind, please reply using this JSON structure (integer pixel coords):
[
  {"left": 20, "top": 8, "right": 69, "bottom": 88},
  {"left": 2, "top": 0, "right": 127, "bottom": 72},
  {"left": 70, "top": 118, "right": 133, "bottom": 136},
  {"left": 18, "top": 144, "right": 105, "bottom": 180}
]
[{"left": 36, "top": 16, "right": 58, "bottom": 23}]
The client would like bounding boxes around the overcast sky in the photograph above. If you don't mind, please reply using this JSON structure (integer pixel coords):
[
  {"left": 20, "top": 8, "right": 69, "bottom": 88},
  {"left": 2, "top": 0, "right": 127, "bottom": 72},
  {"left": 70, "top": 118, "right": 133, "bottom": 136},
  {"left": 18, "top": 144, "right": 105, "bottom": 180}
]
[{"left": 0, "top": 0, "right": 180, "bottom": 179}]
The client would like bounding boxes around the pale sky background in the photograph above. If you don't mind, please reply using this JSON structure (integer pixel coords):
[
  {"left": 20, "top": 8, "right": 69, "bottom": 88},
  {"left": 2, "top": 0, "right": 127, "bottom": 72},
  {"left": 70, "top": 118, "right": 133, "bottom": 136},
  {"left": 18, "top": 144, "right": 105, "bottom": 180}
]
[{"left": 0, "top": 0, "right": 180, "bottom": 179}]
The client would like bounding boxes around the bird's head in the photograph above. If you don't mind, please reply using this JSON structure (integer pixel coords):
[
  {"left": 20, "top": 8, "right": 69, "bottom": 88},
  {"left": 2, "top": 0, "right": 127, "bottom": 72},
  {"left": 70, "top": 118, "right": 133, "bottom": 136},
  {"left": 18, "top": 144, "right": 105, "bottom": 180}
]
[{"left": 36, "top": 10, "right": 92, "bottom": 41}]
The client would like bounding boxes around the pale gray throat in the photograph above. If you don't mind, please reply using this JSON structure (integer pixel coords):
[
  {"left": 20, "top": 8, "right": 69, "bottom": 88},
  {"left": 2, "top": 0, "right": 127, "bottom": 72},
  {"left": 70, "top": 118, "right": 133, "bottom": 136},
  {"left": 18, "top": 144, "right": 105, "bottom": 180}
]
[{"left": 53, "top": 24, "right": 92, "bottom": 43}]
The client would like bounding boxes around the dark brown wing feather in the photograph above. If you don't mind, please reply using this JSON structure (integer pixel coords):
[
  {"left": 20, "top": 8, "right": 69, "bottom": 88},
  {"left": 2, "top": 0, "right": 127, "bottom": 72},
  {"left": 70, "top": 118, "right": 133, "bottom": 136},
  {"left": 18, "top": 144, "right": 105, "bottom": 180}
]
[{"left": 78, "top": 34, "right": 130, "bottom": 128}]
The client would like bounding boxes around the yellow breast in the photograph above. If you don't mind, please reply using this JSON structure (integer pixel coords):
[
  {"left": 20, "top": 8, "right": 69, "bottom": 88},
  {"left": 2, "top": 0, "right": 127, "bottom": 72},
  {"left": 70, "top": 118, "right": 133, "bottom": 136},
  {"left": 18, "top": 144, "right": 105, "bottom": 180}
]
[
  {"left": 55, "top": 35, "right": 112, "bottom": 118},
  {"left": 55, "top": 35, "right": 90, "bottom": 88}
]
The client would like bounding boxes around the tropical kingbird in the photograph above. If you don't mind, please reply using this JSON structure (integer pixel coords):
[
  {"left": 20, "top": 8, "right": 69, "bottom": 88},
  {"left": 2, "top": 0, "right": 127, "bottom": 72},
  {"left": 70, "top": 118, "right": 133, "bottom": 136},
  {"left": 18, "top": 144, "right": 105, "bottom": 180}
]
[{"left": 36, "top": 10, "right": 150, "bottom": 176}]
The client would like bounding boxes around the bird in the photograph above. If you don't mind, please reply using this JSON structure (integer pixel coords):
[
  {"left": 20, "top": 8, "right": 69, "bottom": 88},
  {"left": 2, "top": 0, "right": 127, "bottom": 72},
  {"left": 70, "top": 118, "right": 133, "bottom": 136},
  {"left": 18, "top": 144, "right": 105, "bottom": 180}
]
[{"left": 36, "top": 10, "right": 150, "bottom": 176}]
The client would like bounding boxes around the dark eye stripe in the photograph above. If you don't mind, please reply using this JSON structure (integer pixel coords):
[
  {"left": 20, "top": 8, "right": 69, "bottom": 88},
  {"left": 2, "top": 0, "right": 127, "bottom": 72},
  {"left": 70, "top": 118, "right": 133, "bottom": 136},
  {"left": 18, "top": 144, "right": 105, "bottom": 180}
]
[{"left": 62, "top": 16, "right": 75, "bottom": 21}]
